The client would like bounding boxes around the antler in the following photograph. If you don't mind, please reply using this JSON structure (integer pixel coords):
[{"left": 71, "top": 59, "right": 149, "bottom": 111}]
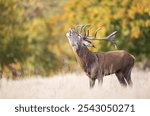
[
  {"left": 74, "top": 25, "right": 84, "bottom": 33},
  {"left": 93, "top": 25, "right": 104, "bottom": 38},
  {"left": 87, "top": 31, "right": 118, "bottom": 49},
  {"left": 78, "top": 25, "right": 118, "bottom": 49}
]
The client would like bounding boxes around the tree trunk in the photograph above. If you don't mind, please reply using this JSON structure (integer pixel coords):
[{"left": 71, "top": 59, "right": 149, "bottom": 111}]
[
  {"left": 0, "top": 64, "right": 4, "bottom": 79},
  {"left": 9, "top": 64, "right": 18, "bottom": 80}
]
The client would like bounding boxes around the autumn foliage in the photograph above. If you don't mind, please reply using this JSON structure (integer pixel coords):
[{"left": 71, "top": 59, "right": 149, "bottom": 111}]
[{"left": 0, "top": 0, "right": 149, "bottom": 77}]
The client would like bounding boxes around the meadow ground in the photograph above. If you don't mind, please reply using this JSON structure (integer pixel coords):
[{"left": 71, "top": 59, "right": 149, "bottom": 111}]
[{"left": 0, "top": 69, "right": 150, "bottom": 99}]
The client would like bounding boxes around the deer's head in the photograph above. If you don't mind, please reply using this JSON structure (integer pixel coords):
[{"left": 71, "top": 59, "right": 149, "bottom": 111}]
[
  {"left": 66, "top": 27, "right": 94, "bottom": 51},
  {"left": 66, "top": 25, "right": 118, "bottom": 51}
]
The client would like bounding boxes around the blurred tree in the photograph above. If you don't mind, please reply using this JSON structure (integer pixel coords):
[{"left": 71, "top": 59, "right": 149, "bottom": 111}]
[
  {"left": 0, "top": 0, "right": 29, "bottom": 79},
  {"left": 50, "top": 0, "right": 150, "bottom": 65},
  {"left": 21, "top": 0, "right": 63, "bottom": 76},
  {"left": 0, "top": 0, "right": 149, "bottom": 77},
  {"left": 0, "top": 0, "right": 65, "bottom": 77}
]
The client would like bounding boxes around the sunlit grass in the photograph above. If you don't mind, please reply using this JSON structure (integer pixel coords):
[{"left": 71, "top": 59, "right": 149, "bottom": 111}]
[{"left": 0, "top": 69, "right": 150, "bottom": 99}]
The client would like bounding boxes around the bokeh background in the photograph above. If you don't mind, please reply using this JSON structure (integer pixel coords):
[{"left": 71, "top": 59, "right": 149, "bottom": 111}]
[
  {"left": 0, "top": 0, "right": 150, "bottom": 78},
  {"left": 0, "top": 0, "right": 150, "bottom": 99}
]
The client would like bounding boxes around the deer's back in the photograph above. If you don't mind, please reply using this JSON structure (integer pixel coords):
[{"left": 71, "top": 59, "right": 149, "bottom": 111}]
[{"left": 96, "top": 50, "right": 135, "bottom": 73}]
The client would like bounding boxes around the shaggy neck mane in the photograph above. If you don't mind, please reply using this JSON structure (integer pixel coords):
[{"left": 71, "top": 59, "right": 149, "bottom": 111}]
[
  {"left": 76, "top": 45, "right": 90, "bottom": 58},
  {"left": 75, "top": 45, "right": 95, "bottom": 70}
]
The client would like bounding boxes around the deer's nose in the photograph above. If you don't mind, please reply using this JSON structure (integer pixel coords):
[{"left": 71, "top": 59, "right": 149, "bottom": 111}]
[{"left": 66, "top": 33, "right": 69, "bottom": 37}]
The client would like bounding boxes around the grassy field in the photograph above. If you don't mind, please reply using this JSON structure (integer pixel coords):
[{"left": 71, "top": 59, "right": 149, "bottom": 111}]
[{"left": 0, "top": 69, "right": 150, "bottom": 99}]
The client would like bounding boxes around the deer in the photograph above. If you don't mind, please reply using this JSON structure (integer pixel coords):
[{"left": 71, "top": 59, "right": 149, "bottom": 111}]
[{"left": 66, "top": 25, "right": 135, "bottom": 88}]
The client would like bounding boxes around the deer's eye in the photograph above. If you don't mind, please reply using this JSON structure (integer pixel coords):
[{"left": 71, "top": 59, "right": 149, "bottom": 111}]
[{"left": 69, "top": 31, "right": 72, "bottom": 36}]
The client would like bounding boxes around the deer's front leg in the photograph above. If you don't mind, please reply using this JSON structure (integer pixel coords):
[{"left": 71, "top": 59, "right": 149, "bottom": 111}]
[
  {"left": 97, "top": 72, "right": 104, "bottom": 86},
  {"left": 98, "top": 76, "right": 103, "bottom": 85},
  {"left": 89, "top": 78, "right": 96, "bottom": 88},
  {"left": 88, "top": 66, "right": 98, "bottom": 88}
]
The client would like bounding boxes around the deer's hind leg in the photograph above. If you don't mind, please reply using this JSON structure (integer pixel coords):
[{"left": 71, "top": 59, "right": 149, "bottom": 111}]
[
  {"left": 122, "top": 65, "right": 133, "bottom": 86},
  {"left": 115, "top": 72, "right": 127, "bottom": 87}
]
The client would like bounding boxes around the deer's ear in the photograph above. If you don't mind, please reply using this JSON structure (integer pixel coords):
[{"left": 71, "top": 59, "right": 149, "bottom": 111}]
[{"left": 82, "top": 40, "right": 95, "bottom": 48}]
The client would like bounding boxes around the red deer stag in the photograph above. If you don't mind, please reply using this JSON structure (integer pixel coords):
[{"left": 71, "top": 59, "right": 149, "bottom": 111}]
[{"left": 66, "top": 25, "right": 135, "bottom": 88}]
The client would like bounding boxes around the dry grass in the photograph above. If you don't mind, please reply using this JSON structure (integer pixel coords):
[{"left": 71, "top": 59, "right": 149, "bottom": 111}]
[{"left": 0, "top": 69, "right": 150, "bottom": 99}]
